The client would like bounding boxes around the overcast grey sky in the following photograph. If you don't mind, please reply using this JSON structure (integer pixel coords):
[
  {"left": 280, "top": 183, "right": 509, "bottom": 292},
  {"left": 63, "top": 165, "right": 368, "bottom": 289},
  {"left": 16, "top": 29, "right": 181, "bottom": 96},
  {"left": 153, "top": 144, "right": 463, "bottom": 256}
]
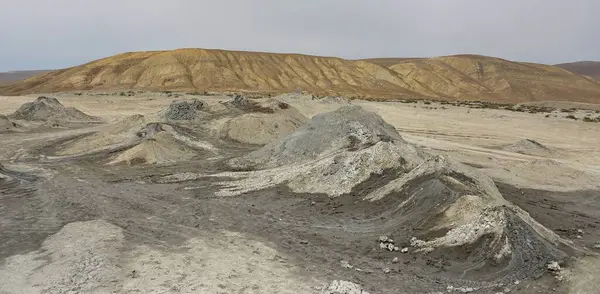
[{"left": 0, "top": 0, "right": 597, "bottom": 71}]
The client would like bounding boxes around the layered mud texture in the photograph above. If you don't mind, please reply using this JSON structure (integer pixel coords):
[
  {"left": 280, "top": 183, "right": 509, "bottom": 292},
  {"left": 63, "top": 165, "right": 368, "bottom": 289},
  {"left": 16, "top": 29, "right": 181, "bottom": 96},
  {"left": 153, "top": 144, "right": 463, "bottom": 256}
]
[
  {"left": 212, "top": 106, "right": 580, "bottom": 288},
  {"left": 0, "top": 164, "right": 41, "bottom": 257},
  {"left": 0, "top": 115, "right": 18, "bottom": 132},
  {"left": 162, "top": 99, "right": 205, "bottom": 120},
  {"left": 10, "top": 96, "right": 99, "bottom": 122},
  {"left": 501, "top": 139, "right": 553, "bottom": 157}
]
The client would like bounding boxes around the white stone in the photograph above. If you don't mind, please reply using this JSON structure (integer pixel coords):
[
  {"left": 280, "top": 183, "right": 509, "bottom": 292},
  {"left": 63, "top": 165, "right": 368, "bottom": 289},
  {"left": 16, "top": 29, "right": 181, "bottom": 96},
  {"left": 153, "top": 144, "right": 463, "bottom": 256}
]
[
  {"left": 401, "top": 247, "right": 409, "bottom": 253},
  {"left": 392, "top": 257, "right": 399, "bottom": 263},
  {"left": 547, "top": 261, "right": 561, "bottom": 271}
]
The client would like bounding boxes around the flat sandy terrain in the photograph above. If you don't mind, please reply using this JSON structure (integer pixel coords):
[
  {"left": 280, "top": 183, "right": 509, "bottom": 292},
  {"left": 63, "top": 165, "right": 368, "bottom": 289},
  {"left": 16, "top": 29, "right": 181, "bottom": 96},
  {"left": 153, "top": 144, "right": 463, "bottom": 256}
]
[{"left": 1, "top": 92, "right": 599, "bottom": 294}]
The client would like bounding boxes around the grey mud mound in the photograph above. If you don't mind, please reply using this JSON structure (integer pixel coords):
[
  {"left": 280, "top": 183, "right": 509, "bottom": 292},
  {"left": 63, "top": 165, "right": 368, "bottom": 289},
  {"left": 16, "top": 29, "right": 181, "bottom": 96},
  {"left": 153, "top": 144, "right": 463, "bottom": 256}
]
[
  {"left": 502, "top": 138, "right": 553, "bottom": 157},
  {"left": 215, "top": 105, "right": 578, "bottom": 284},
  {"left": 220, "top": 96, "right": 308, "bottom": 145},
  {"left": 108, "top": 123, "right": 199, "bottom": 165},
  {"left": 230, "top": 105, "right": 417, "bottom": 169},
  {"left": 162, "top": 99, "right": 205, "bottom": 120},
  {"left": 0, "top": 115, "right": 17, "bottom": 132},
  {"left": 10, "top": 96, "right": 98, "bottom": 122}
]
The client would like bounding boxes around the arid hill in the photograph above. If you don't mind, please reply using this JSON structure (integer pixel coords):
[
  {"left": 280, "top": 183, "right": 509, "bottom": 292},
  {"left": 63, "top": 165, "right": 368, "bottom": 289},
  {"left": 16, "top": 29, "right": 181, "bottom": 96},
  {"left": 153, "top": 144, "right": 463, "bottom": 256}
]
[
  {"left": 2, "top": 49, "right": 600, "bottom": 103},
  {"left": 555, "top": 61, "right": 600, "bottom": 80}
]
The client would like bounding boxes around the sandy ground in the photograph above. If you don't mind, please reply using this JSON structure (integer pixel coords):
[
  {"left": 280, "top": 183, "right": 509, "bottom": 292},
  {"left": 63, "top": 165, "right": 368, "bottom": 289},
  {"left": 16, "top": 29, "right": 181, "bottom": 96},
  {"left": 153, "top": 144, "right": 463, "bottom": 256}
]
[{"left": 1, "top": 92, "right": 599, "bottom": 293}]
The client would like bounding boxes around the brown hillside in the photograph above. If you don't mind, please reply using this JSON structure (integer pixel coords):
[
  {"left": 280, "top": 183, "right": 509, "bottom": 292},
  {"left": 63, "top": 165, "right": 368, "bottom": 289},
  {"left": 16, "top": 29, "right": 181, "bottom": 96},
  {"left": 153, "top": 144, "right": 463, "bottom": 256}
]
[
  {"left": 555, "top": 61, "right": 600, "bottom": 80},
  {"left": 389, "top": 55, "right": 600, "bottom": 103},
  {"left": 2, "top": 49, "right": 600, "bottom": 104},
  {"left": 358, "top": 58, "right": 423, "bottom": 68}
]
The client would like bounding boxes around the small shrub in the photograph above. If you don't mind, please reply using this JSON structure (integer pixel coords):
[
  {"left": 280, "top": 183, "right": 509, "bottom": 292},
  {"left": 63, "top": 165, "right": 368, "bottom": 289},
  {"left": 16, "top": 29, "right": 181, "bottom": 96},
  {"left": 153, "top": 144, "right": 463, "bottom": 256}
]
[
  {"left": 583, "top": 116, "right": 594, "bottom": 122},
  {"left": 565, "top": 114, "right": 577, "bottom": 120},
  {"left": 423, "top": 101, "right": 432, "bottom": 105}
]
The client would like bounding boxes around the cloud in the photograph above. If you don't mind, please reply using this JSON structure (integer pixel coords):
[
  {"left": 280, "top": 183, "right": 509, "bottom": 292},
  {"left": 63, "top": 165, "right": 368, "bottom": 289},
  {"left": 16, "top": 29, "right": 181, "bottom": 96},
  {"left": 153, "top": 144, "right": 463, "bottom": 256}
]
[{"left": 0, "top": 0, "right": 597, "bottom": 71}]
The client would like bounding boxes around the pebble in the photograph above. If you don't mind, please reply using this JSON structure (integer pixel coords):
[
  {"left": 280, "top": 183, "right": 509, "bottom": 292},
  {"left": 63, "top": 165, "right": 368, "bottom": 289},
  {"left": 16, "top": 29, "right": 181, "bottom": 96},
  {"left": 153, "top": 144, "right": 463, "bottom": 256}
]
[
  {"left": 340, "top": 260, "right": 353, "bottom": 269},
  {"left": 401, "top": 247, "right": 409, "bottom": 253},
  {"left": 514, "top": 280, "right": 520, "bottom": 285},
  {"left": 577, "top": 229, "right": 584, "bottom": 234},
  {"left": 310, "top": 201, "right": 316, "bottom": 205},
  {"left": 379, "top": 236, "right": 388, "bottom": 242},
  {"left": 392, "top": 257, "right": 399, "bottom": 263},
  {"left": 383, "top": 268, "right": 391, "bottom": 274},
  {"left": 387, "top": 243, "right": 395, "bottom": 251},
  {"left": 393, "top": 246, "right": 400, "bottom": 252},
  {"left": 547, "top": 261, "right": 561, "bottom": 271},
  {"left": 576, "top": 235, "right": 583, "bottom": 239},
  {"left": 379, "top": 242, "right": 387, "bottom": 250}
]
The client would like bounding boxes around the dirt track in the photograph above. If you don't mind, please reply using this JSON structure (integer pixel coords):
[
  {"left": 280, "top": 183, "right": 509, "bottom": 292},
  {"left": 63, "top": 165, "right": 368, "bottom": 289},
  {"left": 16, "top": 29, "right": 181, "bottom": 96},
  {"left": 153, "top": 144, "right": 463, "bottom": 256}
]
[{"left": 1, "top": 93, "right": 600, "bottom": 293}]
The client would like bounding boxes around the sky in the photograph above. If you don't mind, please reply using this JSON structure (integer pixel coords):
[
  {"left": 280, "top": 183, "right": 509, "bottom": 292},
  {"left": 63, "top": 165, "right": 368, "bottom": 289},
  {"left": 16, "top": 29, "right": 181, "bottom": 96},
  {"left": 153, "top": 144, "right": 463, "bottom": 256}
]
[{"left": 0, "top": 0, "right": 598, "bottom": 71}]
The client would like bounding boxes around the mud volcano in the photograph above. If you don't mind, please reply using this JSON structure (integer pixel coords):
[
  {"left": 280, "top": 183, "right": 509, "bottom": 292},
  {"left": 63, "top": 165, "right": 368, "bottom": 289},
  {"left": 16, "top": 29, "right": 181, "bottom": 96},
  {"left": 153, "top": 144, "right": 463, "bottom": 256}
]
[
  {"left": 502, "top": 139, "right": 553, "bottom": 156},
  {"left": 108, "top": 123, "right": 198, "bottom": 165},
  {"left": 219, "top": 96, "right": 308, "bottom": 145},
  {"left": 10, "top": 96, "right": 98, "bottom": 122},
  {"left": 218, "top": 106, "right": 576, "bottom": 283},
  {"left": 162, "top": 99, "right": 205, "bottom": 120}
]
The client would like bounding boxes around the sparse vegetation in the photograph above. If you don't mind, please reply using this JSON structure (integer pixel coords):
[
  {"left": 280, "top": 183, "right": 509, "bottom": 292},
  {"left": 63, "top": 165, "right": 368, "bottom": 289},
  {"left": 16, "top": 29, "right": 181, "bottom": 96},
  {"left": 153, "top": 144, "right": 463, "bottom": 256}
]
[
  {"left": 583, "top": 116, "right": 600, "bottom": 122},
  {"left": 565, "top": 114, "right": 577, "bottom": 120}
]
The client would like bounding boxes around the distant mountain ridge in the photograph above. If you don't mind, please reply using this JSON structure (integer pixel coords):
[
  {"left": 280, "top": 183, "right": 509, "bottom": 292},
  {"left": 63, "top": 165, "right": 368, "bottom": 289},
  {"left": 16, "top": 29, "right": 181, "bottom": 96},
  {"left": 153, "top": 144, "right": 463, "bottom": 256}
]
[
  {"left": 2, "top": 48, "right": 600, "bottom": 104},
  {"left": 555, "top": 61, "right": 600, "bottom": 80},
  {"left": 0, "top": 70, "right": 52, "bottom": 86}
]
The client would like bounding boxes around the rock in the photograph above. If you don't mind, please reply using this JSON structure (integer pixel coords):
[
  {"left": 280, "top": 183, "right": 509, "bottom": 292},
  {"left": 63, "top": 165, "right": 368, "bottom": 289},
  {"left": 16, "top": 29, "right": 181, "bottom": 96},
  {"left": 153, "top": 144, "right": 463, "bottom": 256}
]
[
  {"left": 393, "top": 246, "right": 400, "bottom": 252},
  {"left": 577, "top": 229, "right": 584, "bottom": 234},
  {"left": 465, "top": 287, "right": 474, "bottom": 293},
  {"left": 446, "top": 285, "right": 454, "bottom": 292},
  {"left": 547, "top": 261, "right": 561, "bottom": 271},
  {"left": 503, "top": 287, "right": 511, "bottom": 293},
  {"left": 593, "top": 243, "right": 600, "bottom": 249},
  {"left": 401, "top": 247, "right": 409, "bottom": 253},
  {"left": 514, "top": 280, "right": 520, "bottom": 285},
  {"left": 311, "top": 201, "right": 316, "bottom": 205},
  {"left": 392, "top": 257, "right": 399, "bottom": 263},
  {"left": 387, "top": 239, "right": 394, "bottom": 244},
  {"left": 387, "top": 243, "right": 395, "bottom": 251},
  {"left": 340, "top": 260, "right": 353, "bottom": 269},
  {"left": 379, "top": 242, "right": 387, "bottom": 250},
  {"left": 383, "top": 268, "right": 391, "bottom": 274},
  {"left": 576, "top": 235, "right": 583, "bottom": 239},
  {"left": 378, "top": 236, "right": 388, "bottom": 242},
  {"left": 321, "top": 280, "right": 370, "bottom": 294}
]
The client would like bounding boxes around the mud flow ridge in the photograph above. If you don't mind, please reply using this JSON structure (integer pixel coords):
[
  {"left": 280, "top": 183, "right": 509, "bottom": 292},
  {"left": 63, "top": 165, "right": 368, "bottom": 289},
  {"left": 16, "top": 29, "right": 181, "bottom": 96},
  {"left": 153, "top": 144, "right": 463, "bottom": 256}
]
[{"left": 198, "top": 105, "right": 584, "bottom": 289}]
